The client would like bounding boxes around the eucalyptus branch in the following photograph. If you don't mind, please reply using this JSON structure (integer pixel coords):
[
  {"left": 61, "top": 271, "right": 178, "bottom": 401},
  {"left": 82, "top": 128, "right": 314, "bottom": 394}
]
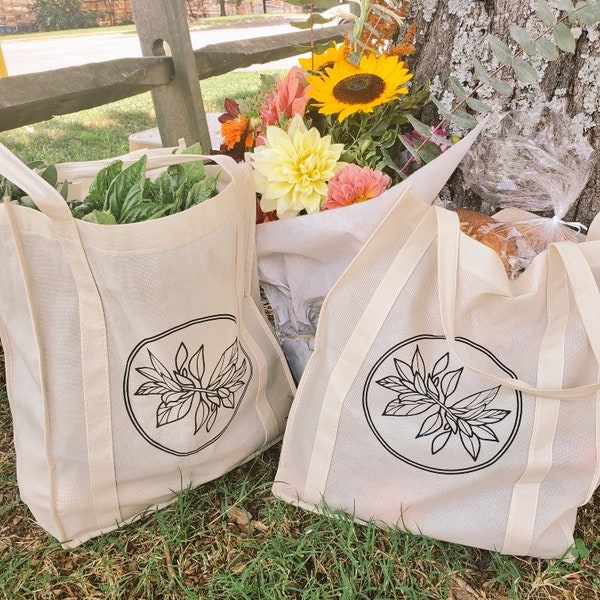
[{"left": 398, "top": 0, "right": 600, "bottom": 176}]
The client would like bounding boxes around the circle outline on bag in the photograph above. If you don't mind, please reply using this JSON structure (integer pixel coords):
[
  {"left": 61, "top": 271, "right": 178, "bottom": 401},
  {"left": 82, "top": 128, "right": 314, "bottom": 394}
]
[
  {"left": 363, "top": 335, "right": 522, "bottom": 474},
  {"left": 123, "top": 314, "right": 253, "bottom": 456}
]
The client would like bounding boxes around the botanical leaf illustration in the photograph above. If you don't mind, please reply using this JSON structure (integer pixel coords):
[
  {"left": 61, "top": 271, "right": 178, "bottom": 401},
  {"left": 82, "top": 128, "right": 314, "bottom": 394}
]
[
  {"left": 134, "top": 339, "right": 248, "bottom": 435},
  {"left": 378, "top": 346, "right": 510, "bottom": 461}
]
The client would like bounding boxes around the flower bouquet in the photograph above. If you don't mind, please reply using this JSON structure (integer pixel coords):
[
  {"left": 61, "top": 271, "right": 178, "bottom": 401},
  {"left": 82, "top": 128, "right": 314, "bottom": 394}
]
[{"left": 217, "top": 0, "right": 454, "bottom": 381}]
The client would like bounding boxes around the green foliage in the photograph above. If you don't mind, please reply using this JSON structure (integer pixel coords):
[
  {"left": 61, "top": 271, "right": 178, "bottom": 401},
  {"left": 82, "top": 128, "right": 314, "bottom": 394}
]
[
  {"left": 2, "top": 143, "right": 219, "bottom": 225},
  {"left": 440, "top": 0, "right": 600, "bottom": 130},
  {"left": 395, "top": 0, "right": 600, "bottom": 174},
  {"left": 76, "top": 144, "right": 219, "bottom": 224},
  {"left": 30, "top": 0, "right": 97, "bottom": 32}
]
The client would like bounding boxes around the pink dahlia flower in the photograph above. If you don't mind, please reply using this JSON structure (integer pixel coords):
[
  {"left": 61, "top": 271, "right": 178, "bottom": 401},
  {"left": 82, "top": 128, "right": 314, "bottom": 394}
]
[
  {"left": 322, "top": 164, "right": 391, "bottom": 210},
  {"left": 259, "top": 67, "right": 310, "bottom": 127}
]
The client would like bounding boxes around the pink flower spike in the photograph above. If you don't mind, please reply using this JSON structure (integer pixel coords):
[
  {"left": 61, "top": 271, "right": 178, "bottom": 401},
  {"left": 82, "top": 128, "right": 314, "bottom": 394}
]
[
  {"left": 259, "top": 67, "right": 310, "bottom": 126},
  {"left": 322, "top": 164, "right": 391, "bottom": 210}
]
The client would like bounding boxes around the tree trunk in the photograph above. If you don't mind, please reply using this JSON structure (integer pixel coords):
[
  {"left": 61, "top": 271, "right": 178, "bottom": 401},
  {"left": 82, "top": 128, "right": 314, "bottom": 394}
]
[{"left": 409, "top": 0, "right": 599, "bottom": 226}]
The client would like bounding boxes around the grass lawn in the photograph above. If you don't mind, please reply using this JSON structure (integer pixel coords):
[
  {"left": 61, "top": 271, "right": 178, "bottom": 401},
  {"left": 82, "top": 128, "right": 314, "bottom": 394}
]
[{"left": 0, "top": 70, "right": 600, "bottom": 599}]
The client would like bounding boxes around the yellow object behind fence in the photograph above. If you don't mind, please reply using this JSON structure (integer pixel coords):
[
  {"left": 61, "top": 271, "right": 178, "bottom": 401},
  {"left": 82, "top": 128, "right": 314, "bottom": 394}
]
[{"left": 0, "top": 43, "right": 7, "bottom": 78}]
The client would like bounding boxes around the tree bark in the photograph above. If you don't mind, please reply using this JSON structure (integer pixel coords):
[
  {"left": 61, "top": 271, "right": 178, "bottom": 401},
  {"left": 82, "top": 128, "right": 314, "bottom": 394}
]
[{"left": 409, "top": 0, "right": 599, "bottom": 226}]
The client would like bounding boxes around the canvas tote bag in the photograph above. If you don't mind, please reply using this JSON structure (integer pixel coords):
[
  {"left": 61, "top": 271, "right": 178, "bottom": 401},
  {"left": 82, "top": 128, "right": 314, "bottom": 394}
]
[
  {"left": 273, "top": 129, "right": 600, "bottom": 558},
  {"left": 0, "top": 144, "right": 295, "bottom": 547},
  {"left": 255, "top": 131, "right": 476, "bottom": 383}
]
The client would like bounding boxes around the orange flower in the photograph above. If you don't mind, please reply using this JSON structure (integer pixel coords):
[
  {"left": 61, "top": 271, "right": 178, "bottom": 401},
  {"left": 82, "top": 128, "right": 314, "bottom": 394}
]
[{"left": 221, "top": 116, "right": 249, "bottom": 150}]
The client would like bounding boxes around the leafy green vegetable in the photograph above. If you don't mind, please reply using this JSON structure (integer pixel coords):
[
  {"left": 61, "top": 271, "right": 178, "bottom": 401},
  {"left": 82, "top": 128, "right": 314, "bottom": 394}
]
[
  {"left": 79, "top": 146, "right": 219, "bottom": 224},
  {"left": 2, "top": 145, "right": 219, "bottom": 225}
]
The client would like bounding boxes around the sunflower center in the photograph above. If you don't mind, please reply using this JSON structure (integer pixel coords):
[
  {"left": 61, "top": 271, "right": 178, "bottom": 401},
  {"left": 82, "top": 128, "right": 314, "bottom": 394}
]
[{"left": 332, "top": 74, "right": 386, "bottom": 105}]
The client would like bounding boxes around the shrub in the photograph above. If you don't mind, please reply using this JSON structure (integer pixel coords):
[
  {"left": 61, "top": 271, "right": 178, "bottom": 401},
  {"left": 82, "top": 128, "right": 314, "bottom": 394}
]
[{"left": 31, "top": 0, "right": 97, "bottom": 31}]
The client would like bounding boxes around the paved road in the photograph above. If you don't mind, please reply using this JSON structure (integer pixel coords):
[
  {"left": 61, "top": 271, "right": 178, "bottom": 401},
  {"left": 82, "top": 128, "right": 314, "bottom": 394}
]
[{"left": 0, "top": 21, "right": 305, "bottom": 76}]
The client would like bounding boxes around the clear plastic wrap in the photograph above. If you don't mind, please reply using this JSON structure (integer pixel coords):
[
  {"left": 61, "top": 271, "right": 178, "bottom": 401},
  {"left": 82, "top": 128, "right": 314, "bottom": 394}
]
[{"left": 460, "top": 109, "right": 595, "bottom": 278}]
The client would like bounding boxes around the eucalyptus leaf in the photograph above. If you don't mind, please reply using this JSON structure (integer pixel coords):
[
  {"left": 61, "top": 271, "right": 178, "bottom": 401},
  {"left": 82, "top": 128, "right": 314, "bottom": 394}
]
[
  {"left": 418, "top": 142, "right": 443, "bottom": 164},
  {"left": 448, "top": 110, "right": 478, "bottom": 130},
  {"left": 465, "top": 97, "right": 493, "bottom": 113},
  {"left": 557, "top": 0, "right": 575, "bottom": 10},
  {"left": 553, "top": 22, "right": 577, "bottom": 52},
  {"left": 306, "top": 13, "right": 336, "bottom": 26},
  {"left": 398, "top": 134, "right": 423, "bottom": 164},
  {"left": 293, "top": 43, "right": 312, "bottom": 53},
  {"left": 512, "top": 57, "right": 540, "bottom": 83},
  {"left": 509, "top": 25, "right": 537, "bottom": 55},
  {"left": 473, "top": 58, "right": 513, "bottom": 96},
  {"left": 406, "top": 115, "right": 453, "bottom": 146},
  {"left": 487, "top": 34, "right": 513, "bottom": 67},
  {"left": 289, "top": 19, "right": 313, "bottom": 30},
  {"left": 576, "top": 2, "right": 600, "bottom": 25},
  {"left": 537, "top": 0, "right": 557, "bottom": 27},
  {"left": 447, "top": 76, "right": 468, "bottom": 99},
  {"left": 430, "top": 96, "right": 452, "bottom": 120},
  {"left": 536, "top": 36, "right": 560, "bottom": 60},
  {"left": 407, "top": 115, "right": 437, "bottom": 137}
]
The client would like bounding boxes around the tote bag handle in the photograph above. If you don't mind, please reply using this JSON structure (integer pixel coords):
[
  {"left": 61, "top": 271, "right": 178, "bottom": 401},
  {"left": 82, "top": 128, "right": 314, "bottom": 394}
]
[
  {"left": 0, "top": 143, "right": 251, "bottom": 535},
  {"left": 436, "top": 206, "right": 600, "bottom": 399}
]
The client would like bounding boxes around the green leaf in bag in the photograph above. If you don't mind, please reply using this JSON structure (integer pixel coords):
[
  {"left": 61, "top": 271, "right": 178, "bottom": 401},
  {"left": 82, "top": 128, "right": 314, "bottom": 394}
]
[
  {"left": 184, "top": 174, "right": 220, "bottom": 209},
  {"left": 82, "top": 209, "right": 118, "bottom": 225},
  {"left": 105, "top": 155, "right": 147, "bottom": 221},
  {"left": 86, "top": 160, "right": 123, "bottom": 210}
]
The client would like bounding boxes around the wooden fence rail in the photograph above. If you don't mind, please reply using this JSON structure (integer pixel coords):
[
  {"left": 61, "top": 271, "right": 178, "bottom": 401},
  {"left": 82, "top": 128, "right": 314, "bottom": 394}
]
[{"left": 0, "top": 0, "right": 347, "bottom": 151}]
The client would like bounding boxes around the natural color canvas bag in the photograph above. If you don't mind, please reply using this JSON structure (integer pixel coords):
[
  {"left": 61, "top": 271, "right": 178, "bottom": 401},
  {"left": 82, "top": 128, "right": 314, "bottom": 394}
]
[
  {"left": 272, "top": 130, "right": 600, "bottom": 558},
  {"left": 255, "top": 131, "right": 474, "bottom": 382},
  {"left": 0, "top": 144, "right": 295, "bottom": 547}
]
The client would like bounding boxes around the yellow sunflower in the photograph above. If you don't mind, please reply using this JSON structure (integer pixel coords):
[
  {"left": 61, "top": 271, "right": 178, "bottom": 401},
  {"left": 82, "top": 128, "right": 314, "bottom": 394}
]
[
  {"left": 307, "top": 53, "right": 413, "bottom": 122},
  {"left": 298, "top": 43, "right": 347, "bottom": 73}
]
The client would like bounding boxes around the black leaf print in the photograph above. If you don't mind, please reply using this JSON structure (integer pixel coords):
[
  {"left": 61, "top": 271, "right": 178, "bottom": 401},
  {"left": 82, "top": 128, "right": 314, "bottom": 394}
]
[
  {"left": 379, "top": 346, "right": 510, "bottom": 461},
  {"left": 135, "top": 338, "right": 248, "bottom": 436}
]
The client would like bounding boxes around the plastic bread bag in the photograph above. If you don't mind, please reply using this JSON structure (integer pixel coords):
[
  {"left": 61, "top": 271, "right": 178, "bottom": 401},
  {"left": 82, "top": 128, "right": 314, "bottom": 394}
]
[{"left": 460, "top": 109, "right": 595, "bottom": 278}]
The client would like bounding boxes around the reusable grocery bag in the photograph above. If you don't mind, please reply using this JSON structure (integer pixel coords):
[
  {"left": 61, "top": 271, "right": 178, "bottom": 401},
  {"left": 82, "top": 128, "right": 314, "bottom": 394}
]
[
  {"left": 255, "top": 131, "right": 473, "bottom": 382},
  {"left": 0, "top": 144, "right": 295, "bottom": 547},
  {"left": 272, "top": 131, "right": 600, "bottom": 558}
]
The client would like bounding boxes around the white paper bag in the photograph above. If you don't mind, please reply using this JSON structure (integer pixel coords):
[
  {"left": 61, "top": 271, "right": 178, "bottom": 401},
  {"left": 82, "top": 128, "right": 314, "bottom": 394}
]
[
  {"left": 272, "top": 136, "right": 600, "bottom": 558},
  {"left": 0, "top": 144, "right": 295, "bottom": 547}
]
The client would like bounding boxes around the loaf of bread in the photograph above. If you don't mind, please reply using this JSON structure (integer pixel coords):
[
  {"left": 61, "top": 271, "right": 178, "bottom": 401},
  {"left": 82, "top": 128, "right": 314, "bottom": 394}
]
[
  {"left": 451, "top": 207, "right": 584, "bottom": 279},
  {"left": 453, "top": 208, "right": 519, "bottom": 277}
]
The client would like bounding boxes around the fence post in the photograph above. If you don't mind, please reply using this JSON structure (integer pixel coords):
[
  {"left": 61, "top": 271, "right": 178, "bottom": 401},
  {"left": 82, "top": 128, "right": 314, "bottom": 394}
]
[{"left": 129, "top": 0, "right": 212, "bottom": 151}]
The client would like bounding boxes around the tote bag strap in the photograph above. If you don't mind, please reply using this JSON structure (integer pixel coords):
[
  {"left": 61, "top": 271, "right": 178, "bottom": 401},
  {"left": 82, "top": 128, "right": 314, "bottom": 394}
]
[
  {"left": 436, "top": 206, "right": 600, "bottom": 399},
  {"left": 303, "top": 197, "right": 439, "bottom": 501},
  {"left": 0, "top": 144, "right": 250, "bottom": 532}
]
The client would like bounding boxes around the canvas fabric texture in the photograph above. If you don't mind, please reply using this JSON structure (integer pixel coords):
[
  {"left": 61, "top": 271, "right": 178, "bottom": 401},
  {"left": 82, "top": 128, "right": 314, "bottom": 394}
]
[
  {"left": 272, "top": 135, "right": 600, "bottom": 559},
  {"left": 0, "top": 144, "right": 295, "bottom": 547}
]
